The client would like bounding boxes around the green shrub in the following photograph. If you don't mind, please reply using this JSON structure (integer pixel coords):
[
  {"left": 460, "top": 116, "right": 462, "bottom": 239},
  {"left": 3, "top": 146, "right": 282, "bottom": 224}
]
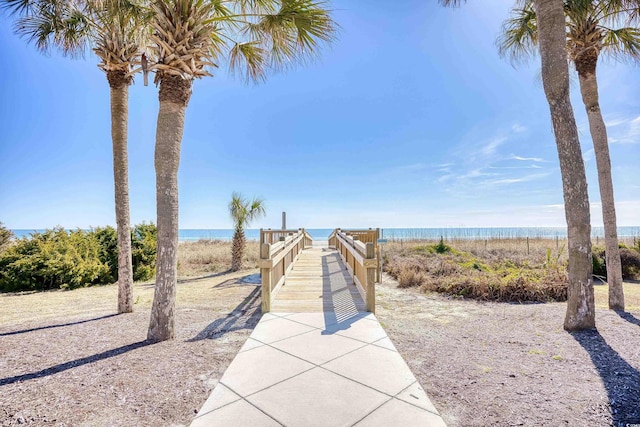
[
  {"left": 434, "top": 236, "right": 450, "bottom": 254},
  {"left": 0, "top": 223, "right": 157, "bottom": 292},
  {"left": 93, "top": 226, "right": 118, "bottom": 282},
  {"left": 592, "top": 246, "right": 606, "bottom": 277},
  {"left": 0, "top": 228, "right": 110, "bottom": 292},
  {"left": 0, "top": 222, "right": 13, "bottom": 251},
  {"left": 132, "top": 223, "right": 157, "bottom": 281},
  {"left": 590, "top": 246, "right": 640, "bottom": 281},
  {"left": 620, "top": 248, "right": 640, "bottom": 280}
]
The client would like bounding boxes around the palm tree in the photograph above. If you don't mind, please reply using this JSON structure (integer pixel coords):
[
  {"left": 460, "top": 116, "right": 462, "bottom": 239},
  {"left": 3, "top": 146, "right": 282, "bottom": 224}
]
[
  {"left": 146, "top": 0, "right": 336, "bottom": 341},
  {"left": 4, "top": 0, "right": 147, "bottom": 314},
  {"left": 229, "top": 192, "right": 266, "bottom": 271},
  {"left": 498, "top": 0, "right": 640, "bottom": 312},
  {"left": 441, "top": 0, "right": 595, "bottom": 330}
]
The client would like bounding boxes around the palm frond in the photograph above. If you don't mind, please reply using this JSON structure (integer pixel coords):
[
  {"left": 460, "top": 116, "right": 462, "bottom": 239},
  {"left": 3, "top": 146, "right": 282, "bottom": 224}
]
[
  {"left": 150, "top": 0, "right": 224, "bottom": 81},
  {"left": 2, "top": 0, "right": 37, "bottom": 16},
  {"left": 13, "top": 0, "right": 91, "bottom": 57},
  {"left": 602, "top": 26, "right": 640, "bottom": 60},
  {"left": 228, "top": 192, "right": 265, "bottom": 228},
  {"left": 497, "top": 3, "right": 539, "bottom": 63},
  {"left": 248, "top": 0, "right": 337, "bottom": 72},
  {"left": 229, "top": 40, "right": 268, "bottom": 82}
]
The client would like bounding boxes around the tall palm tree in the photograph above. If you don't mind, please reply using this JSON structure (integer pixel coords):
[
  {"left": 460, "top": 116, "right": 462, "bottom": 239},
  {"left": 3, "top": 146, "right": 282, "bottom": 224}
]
[
  {"left": 498, "top": 0, "right": 640, "bottom": 312},
  {"left": 229, "top": 192, "right": 265, "bottom": 271},
  {"left": 146, "top": 0, "right": 336, "bottom": 341},
  {"left": 4, "top": 0, "right": 147, "bottom": 314},
  {"left": 441, "top": 0, "right": 595, "bottom": 330}
]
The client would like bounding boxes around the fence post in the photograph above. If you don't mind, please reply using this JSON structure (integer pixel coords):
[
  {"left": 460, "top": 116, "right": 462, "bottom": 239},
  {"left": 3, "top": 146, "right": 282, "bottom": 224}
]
[
  {"left": 261, "top": 243, "right": 272, "bottom": 313},
  {"left": 365, "top": 242, "right": 375, "bottom": 313}
]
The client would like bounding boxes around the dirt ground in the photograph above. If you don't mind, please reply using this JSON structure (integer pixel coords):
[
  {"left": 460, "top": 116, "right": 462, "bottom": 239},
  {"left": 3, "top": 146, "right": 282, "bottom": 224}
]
[
  {"left": 0, "top": 271, "right": 263, "bottom": 426},
  {"left": 1, "top": 270, "right": 639, "bottom": 426},
  {"left": 376, "top": 275, "right": 640, "bottom": 427}
]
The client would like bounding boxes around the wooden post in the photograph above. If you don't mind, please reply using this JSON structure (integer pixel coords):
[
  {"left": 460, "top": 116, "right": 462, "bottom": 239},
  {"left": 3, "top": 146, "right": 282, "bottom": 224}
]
[
  {"left": 261, "top": 243, "right": 272, "bottom": 313},
  {"left": 365, "top": 242, "right": 375, "bottom": 313},
  {"left": 375, "top": 227, "right": 381, "bottom": 282}
]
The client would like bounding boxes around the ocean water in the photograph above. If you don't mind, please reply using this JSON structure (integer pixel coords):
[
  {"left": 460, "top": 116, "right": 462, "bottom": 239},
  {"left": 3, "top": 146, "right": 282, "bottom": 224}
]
[{"left": 10, "top": 226, "right": 640, "bottom": 242}]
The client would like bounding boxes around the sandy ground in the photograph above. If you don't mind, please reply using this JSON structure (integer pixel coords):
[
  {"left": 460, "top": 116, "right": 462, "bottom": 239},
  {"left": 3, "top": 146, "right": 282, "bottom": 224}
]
[
  {"left": 376, "top": 274, "right": 640, "bottom": 427},
  {"left": 0, "top": 272, "right": 262, "bottom": 426},
  {"left": 1, "top": 271, "right": 639, "bottom": 426}
]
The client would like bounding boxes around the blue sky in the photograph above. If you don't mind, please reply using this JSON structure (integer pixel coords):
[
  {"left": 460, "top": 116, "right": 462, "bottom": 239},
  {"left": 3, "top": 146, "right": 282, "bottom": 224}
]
[{"left": 1, "top": 0, "right": 638, "bottom": 230}]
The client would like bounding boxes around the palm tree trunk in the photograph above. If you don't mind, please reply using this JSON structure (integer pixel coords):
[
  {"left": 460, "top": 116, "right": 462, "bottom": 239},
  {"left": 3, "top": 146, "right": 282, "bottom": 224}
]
[
  {"left": 575, "top": 58, "right": 624, "bottom": 311},
  {"left": 231, "top": 227, "right": 245, "bottom": 271},
  {"left": 533, "top": 0, "right": 595, "bottom": 330},
  {"left": 147, "top": 74, "right": 192, "bottom": 342},
  {"left": 107, "top": 70, "right": 134, "bottom": 314}
]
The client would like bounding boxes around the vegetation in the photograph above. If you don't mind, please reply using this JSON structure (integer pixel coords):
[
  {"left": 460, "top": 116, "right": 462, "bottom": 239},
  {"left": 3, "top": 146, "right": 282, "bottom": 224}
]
[
  {"left": 593, "top": 244, "right": 640, "bottom": 281},
  {"left": 229, "top": 193, "right": 266, "bottom": 271},
  {"left": 499, "top": 0, "right": 640, "bottom": 312},
  {"left": 178, "top": 239, "right": 260, "bottom": 276},
  {"left": 385, "top": 240, "right": 568, "bottom": 303},
  {"left": 147, "top": 0, "right": 337, "bottom": 342},
  {"left": 3, "top": 0, "right": 152, "bottom": 313},
  {"left": 0, "top": 224, "right": 156, "bottom": 293},
  {"left": 443, "top": 0, "right": 595, "bottom": 330},
  {"left": 0, "top": 222, "right": 13, "bottom": 251}
]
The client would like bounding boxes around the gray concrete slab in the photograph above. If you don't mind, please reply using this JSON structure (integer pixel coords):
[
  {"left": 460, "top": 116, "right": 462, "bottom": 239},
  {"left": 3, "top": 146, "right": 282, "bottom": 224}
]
[{"left": 191, "top": 312, "right": 446, "bottom": 426}]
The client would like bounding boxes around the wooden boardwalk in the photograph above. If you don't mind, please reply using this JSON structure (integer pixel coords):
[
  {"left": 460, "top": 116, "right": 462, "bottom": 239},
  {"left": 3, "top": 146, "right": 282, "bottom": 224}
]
[{"left": 270, "top": 247, "right": 366, "bottom": 313}]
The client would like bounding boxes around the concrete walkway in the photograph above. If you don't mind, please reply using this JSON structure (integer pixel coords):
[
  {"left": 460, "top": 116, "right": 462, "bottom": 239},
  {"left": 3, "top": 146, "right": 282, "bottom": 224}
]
[{"left": 191, "top": 249, "right": 446, "bottom": 426}]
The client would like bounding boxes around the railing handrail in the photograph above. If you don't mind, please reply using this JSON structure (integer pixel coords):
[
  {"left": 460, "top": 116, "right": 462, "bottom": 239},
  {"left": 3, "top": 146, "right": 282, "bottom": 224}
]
[
  {"left": 335, "top": 231, "right": 376, "bottom": 313},
  {"left": 259, "top": 228, "right": 305, "bottom": 245},
  {"left": 259, "top": 229, "right": 313, "bottom": 313}
]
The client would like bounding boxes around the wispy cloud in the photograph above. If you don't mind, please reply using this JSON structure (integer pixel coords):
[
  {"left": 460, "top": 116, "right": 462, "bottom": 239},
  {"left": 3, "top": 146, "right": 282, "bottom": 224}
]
[
  {"left": 484, "top": 172, "right": 551, "bottom": 186},
  {"left": 435, "top": 123, "right": 555, "bottom": 195},
  {"left": 511, "top": 155, "right": 545, "bottom": 162},
  {"left": 480, "top": 136, "right": 508, "bottom": 157},
  {"left": 607, "top": 115, "right": 640, "bottom": 145}
]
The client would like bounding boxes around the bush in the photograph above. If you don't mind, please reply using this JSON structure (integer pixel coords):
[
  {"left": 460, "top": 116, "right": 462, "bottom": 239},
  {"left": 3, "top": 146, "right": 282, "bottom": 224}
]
[
  {"left": 0, "top": 228, "right": 110, "bottom": 292},
  {"left": 93, "top": 226, "right": 119, "bottom": 282},
  {"left": 620, "top": 248, "right": 640, "bottom": 280},
  {"left": 132, "top": 223, "right": 157, "bottom": 281},
  {"left": 397, "top": 266, "right": 427, "bottom": 288},
  {"left": 384, "top": 244, "right": 568, "bottom": 303},
  {"left": 592, "top": 246, "right": 606, "bottom": 277},
  {"left": 0, "top": 222, "right": 13, "bottom": 251},
  {"left": 590, "top": 246, "right": 640, "bottom": 281},
  {"left": 0, "top": 223, "right": 157, "bottom": 292}
]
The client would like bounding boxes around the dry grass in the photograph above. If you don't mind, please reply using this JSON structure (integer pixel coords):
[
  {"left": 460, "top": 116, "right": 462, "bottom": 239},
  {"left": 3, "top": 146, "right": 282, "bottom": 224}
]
[
  {"left": 0, "top": 268, "right": 259, "bottom": 328},
  {"left": 177, "top": 239, "right": 260, "bottom": 277},
  {"left": 383, "top": 239, "right": 569, "bottom": 302},
  {"left": 594, "top": 281, "right": 640, "bottom": 311},
  {"left": 383, "top": 237, "right": 570, "bottom": 265}
]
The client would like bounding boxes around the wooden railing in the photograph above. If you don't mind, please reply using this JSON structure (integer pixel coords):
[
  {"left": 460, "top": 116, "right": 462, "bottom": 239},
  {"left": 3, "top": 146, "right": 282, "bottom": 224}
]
[
  {"left": 260, "top": 228, "right": 308, "bottom": 245},
  {"left": 329, "top": 228, "right": 381, "bottom": 283},
  {"left": 259, "top": 229, "right": 313, "bottom": 312},
  {"left": 334, "top": 231, "right": 377, "bottom": 313}
]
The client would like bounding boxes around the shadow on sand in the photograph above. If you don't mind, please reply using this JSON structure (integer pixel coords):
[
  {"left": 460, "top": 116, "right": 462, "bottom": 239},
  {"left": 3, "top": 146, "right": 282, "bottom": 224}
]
[
  {"left": 189, "top": 286, "right": 262, "bottom": 341},
  {"left": 0, "top": 340, "right": 154, "bottom": 387},
  {"left": 615, "top": 310, "right": 640, "bottom": 327},
  {"left": 0, "top": 314, "right": 119, "bottom": 337},
  {"left": 571, "top": 329, "right": 640, "bottom": 426}
]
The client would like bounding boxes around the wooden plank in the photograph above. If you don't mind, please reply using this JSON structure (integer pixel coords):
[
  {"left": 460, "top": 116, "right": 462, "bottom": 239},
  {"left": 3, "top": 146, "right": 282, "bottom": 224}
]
[{"left": 270, "top": 247, "right": 366, "bottom": 314}]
